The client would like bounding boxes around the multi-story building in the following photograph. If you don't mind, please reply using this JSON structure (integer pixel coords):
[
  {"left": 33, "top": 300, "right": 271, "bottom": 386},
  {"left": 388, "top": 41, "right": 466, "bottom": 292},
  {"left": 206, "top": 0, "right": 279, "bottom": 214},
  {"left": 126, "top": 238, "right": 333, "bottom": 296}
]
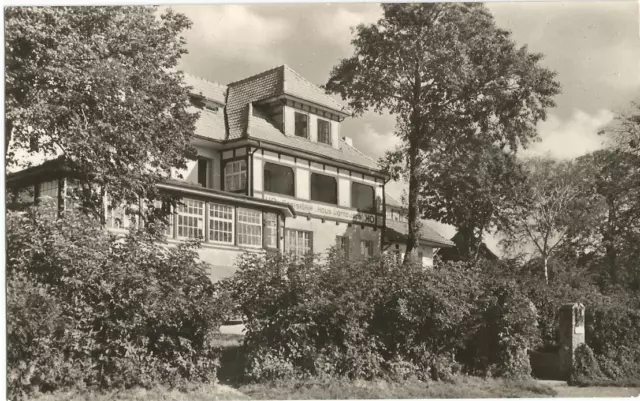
[{"left": 7, "top": 65, "right": 451, "bottom": 280}]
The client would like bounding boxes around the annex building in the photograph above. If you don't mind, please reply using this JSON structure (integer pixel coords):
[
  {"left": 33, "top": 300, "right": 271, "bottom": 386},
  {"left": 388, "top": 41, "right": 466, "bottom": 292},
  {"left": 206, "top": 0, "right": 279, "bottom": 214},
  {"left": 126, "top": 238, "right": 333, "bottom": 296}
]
[{"left": 7, "top": 65, "right": 452, "bottom": 280}]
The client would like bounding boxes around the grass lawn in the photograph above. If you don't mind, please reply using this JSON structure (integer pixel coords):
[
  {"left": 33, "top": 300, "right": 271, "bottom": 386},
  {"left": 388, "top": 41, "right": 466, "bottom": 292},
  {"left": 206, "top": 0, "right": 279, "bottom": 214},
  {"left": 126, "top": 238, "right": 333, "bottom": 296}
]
[{"left": 27, "top": 377, "right": 556, "bottom": 401}]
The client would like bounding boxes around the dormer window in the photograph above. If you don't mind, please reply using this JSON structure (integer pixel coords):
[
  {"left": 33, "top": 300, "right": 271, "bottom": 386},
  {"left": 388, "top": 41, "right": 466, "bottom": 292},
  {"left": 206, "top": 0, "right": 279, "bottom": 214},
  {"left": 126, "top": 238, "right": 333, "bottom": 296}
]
[
  {"left": 294, "top": 112, "right": 308, "bottom": 138},
  {"left": 317, "top": 118, "right": 331, "bottom": 145}
]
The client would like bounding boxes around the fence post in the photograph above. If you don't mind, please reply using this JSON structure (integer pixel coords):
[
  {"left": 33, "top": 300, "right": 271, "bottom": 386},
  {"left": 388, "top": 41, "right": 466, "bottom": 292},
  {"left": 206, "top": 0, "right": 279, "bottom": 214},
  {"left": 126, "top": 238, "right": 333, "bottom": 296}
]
[{"left": 558, "top": 302, "right": 586, "bottom": 380}]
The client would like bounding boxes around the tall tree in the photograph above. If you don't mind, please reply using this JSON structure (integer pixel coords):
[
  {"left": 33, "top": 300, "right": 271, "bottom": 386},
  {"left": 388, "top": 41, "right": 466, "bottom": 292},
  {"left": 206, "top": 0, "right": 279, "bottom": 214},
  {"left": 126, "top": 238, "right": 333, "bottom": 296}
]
[
  {"left": 324, "top": 3, "right": 560, "bottom": 263},
  {"left": 417, "top": 142, "right": 526, "bottom": 261},
  {"left": 500, "top": 157, "right": 585, "bottom": 282},
  {"left": 5, "top": 6, "right": 198, "bottom": 221},
  {"left": 573, "top": 149, "right": 640, "bottom": 285}
]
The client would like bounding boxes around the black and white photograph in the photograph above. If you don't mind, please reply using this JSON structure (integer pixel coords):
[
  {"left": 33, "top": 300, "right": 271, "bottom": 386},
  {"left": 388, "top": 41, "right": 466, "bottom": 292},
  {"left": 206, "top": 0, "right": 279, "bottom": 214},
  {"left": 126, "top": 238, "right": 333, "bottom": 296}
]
[{"left": 3, "top": 1, "right": 640, "bottom": 400}]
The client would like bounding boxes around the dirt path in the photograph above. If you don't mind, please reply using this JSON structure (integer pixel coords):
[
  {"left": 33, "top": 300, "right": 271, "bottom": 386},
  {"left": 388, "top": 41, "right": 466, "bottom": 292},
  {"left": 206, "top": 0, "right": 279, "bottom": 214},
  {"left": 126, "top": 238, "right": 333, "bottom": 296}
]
[{"left": 538, "top": 380, "right": 640, "bottom": 398}]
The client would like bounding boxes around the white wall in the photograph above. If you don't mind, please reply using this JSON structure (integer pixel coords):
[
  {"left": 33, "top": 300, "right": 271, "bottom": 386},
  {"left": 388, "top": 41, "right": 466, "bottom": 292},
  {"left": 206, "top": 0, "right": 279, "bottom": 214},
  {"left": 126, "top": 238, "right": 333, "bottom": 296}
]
[
  {"left": 171, "top": 145, "right": 221, "bottom": 190},
  {"left": 254, "top": 151, "right": 383, "bottom": 210},
  {"left": 386, "top": 243, "right": 435, "bottom": 267}
]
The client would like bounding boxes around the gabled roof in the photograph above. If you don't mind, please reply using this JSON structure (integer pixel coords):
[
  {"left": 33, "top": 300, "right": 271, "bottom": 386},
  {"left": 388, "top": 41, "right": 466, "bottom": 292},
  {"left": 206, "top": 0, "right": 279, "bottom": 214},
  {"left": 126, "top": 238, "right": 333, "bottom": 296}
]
[
  {"left": 183, "top": 73, "right": 227, "bottom": 105},
  {"left": 225, "top": 65, "right": 350, "bottom": 140},
  {"left": 385, "top": 219, "right": 454, "bottom": 248},
  {"left": 385, "top": 193, "right": 403, "bottom": 208},
  {"left": 281, "top": 65, "right": 350, "bottom": 114}
]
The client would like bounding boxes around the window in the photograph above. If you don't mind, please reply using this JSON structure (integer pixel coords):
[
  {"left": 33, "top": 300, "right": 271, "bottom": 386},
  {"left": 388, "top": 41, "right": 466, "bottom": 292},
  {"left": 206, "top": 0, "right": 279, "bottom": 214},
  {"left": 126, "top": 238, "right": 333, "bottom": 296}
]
[
  {"left": 237, "top": 208, "right": 262, "bottom": 247},
  {"left": 310, "top": 173, "right": 337, "bottom": 204},
  {"left": 417, "top": 250, "right": 424, "bottom": 264},
  {"left": 336, "top": 236, "right": 350, "bottom": 257},
  {"left": 317, "top": 119, "right": 331, "bottom": 145},
  {"left": 294, "top": 112, "right": 308, "bottom": 138},
  {"left": 153, "top": 200, "right": 173, "bottom": 238},
  {"left": 264, "top": 162, "right": 295, "bottom": 196},
  {"left": 209, "top": 203, "right": 234, "bottom": 244},
  {"left": 286, "top": 229, "right": 312, "bottom": 257},
  {"left": 12, "top": 185, "right": 35, "bottom": 205},
  {"left": 351, "top": 182, "right": 375, "bottom": 212},
  {"left": 106, "top": 204, "right": 138, "bottom": 230},
  {"left": 197, "top": 158, "right": 209, "bottom": 188},
  {"left": 224, "top": 160, "right": 247, "bottom": 191},
  {"left": 177, "top": 199, "right": 204, "bottom": 239},
  {"left": 264, "top": 213, "right": 278, "bottom": 249},
  {"left": 361, "top": 240, "right": 374, "bottom": 257},
  {"left": 39, "top": 180, "right": 59, "bottom": 210}
]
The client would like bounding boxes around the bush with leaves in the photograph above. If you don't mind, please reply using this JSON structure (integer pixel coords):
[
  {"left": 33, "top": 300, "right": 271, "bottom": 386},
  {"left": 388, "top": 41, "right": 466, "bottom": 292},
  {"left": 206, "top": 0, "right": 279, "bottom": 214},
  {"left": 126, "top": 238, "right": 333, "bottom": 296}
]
[
  {"left": 223, "top": 252, "right": 539, "bottom": 382},
  {"left": 6, "top": 205, "right": 229, "bottom": 399}
]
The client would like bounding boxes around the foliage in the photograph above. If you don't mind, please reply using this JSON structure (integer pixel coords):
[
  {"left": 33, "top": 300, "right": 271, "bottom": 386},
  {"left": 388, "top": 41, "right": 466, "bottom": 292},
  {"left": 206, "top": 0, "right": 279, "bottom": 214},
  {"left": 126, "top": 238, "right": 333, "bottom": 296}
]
[
  {"left": 222, "top": 251, "right": 539, "bottom": 382},
  {"left": 569, "top": 344, "right": 605, "bottom": 385},
  {"left": 5, "top": 6, "right": 198, "bottom": 220},
  {"left": 6, "top": 205, "right": 229, "bottom": 399},
  {"left": 418, "top": 144, "right": 526, "bottom": 259},
  {"left": 325, "top": 3, "right": 560, "bottom": 260},
  {"left": 500, "top": 157, "right": 587, "bottom": 282}
]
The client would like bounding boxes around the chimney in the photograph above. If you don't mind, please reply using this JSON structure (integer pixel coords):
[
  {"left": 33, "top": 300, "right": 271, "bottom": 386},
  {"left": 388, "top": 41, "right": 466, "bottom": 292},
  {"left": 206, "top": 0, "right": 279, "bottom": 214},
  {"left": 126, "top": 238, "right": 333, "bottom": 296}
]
[{"left": 342, "top": 136, "right": 353, "bottom": 147}]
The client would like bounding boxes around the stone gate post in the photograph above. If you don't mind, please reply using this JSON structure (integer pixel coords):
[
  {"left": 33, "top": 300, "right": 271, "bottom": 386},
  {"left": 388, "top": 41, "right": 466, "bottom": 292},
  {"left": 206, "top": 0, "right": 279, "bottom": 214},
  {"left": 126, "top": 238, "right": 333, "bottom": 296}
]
[{"left": 558, "top": 302, "right": 586, "bottom": 379}]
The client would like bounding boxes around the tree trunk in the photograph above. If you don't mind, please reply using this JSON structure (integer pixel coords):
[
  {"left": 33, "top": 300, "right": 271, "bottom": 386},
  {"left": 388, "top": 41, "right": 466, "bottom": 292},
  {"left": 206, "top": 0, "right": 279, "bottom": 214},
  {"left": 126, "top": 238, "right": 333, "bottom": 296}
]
[
  {"left": 605, "top": 196, "right": 618, "bottom": 284},
  {"left": 403, "top": 141, "right": 420, "bottom": 265},
  {"left": 5, "top": 119, "right": 13, "bottom": 163},
  {"left": 403, "top": 66, "right": 423, "bottom": 266},
  {"left": 543, "top": 255, "right": 549, "bottom": 283}
]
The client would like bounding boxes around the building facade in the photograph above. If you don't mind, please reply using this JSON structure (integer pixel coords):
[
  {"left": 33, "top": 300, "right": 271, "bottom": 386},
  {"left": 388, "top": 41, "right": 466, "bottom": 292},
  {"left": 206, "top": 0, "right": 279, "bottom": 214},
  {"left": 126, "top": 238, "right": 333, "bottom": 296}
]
[{"left": 7, "top": 65, "right": 451, "bottom": 280}]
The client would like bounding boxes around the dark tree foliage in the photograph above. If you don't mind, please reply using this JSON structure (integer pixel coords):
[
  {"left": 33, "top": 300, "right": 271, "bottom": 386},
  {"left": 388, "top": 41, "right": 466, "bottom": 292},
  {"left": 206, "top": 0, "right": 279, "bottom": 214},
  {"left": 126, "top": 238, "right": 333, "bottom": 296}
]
[
  {"left": 6, "top": 204, "right": 229, "bottom": 398},
  {"left": 5, "top": 6, "right": 198, "bottom": 221},
  {"left": 325, "top": 3, "right": 560, "bottom": 262},
  {"left": 417, "top": 144, "right": 526, "bottom": 260}
]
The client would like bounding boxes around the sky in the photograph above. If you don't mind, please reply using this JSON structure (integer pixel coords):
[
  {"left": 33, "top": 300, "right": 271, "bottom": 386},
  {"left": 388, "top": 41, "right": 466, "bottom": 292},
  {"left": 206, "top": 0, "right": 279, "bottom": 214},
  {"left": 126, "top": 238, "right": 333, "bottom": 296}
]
[{"left": 172, "top": 2, "right": 640, "bottom": 252}]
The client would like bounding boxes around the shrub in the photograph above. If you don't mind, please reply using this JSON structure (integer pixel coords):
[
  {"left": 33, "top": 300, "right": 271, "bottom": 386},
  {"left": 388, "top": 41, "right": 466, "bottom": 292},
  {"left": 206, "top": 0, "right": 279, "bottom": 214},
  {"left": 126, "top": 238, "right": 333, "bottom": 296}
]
[
  {"left": 224, "top": 252, "right": 539, "bottom": 382},
  {"left": 569, "top": 344, "right": 604, "bottom": 385},
  {"left": 6, "top": 205, "right": 229, "bottom": 399}
]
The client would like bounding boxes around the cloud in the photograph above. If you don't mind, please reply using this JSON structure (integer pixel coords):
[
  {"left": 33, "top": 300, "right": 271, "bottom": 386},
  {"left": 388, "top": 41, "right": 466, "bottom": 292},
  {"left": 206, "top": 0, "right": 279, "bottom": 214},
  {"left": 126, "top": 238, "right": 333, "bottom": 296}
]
[
  {"left": 524, "top": 109, "right": 615, "bottom": 159},
  {"left": 352, "top": 123, "right": 401, "bottom": 161},
  {"left": 314, "top": 7, "right": 381, "bottom": 49},
  {"left": 170, "top": 5, "right": 291, "bottom": 65}
]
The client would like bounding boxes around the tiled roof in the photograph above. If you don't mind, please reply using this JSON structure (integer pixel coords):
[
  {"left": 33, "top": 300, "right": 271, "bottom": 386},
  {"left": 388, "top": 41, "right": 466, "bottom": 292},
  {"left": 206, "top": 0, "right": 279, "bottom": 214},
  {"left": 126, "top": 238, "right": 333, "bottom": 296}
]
[
  {"left": 226, "top": 67, "right": 282, "bottom": 139},
  {"left": 249, "top": 107, "right": 380, "bottom": 171},
  {"left": 183, "top": 73, "right": 227, "bottom": 105},
  {"left": 281, "top": 65, "right": 351, "bottom": 114},
  {"left": 183, "top": 67, "right": 381, "bottom": 173},
  {"left": 192, "top": 106, "right": 226, "bottom": 141},
  {"left": 225, "top": 65, "right": 350, "bottom": 140},
  {"left": 385, "top": 219, "right": 454, "bottom": 248}
]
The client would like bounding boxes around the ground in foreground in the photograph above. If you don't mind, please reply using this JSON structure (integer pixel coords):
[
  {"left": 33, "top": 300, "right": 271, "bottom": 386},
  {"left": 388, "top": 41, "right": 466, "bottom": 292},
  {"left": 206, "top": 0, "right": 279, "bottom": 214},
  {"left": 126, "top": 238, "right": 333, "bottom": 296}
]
[{"left": 27, "top": 377, "right": 557, "bottom": 400}]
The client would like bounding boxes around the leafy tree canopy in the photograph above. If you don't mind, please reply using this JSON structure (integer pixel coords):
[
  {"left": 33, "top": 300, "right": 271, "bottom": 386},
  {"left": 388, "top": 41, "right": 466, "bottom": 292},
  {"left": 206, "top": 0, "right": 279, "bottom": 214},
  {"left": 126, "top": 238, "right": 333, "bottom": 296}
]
[
  {"left": 5, "top": 6, "right": 198, "bottom": 220},
  {"left": 417, "top": 143, "right": 526, "bottom": 260},
  {"left": 325, "top": 3, "right": 560, "bottom": 259}
]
